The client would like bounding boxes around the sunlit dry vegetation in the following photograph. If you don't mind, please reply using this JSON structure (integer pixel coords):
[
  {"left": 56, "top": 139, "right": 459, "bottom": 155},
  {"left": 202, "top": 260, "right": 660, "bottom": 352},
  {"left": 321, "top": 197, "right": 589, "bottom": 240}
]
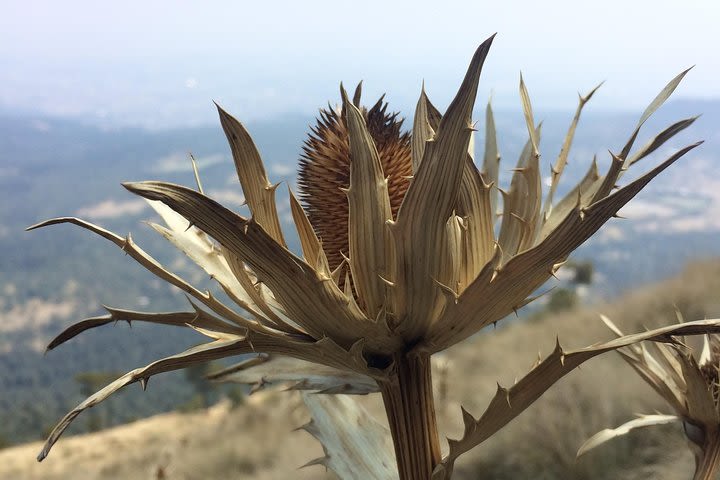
[{"left": 3, "top": 261, "right": 718, "bottom": 479}]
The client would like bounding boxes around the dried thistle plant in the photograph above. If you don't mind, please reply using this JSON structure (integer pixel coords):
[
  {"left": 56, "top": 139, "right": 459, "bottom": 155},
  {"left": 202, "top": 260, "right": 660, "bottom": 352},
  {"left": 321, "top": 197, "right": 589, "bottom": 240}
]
[
  {"left": 579, "top": 316, "right": 720, "bottom": 480},
  {"left": 29, "top": 34, "right": 720, "bottom": 479}
]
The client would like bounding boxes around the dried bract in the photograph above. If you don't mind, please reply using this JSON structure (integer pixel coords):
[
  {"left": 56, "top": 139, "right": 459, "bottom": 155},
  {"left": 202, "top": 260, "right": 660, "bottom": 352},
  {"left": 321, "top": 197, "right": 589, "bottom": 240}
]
[{"left": 579, "top": 316, "right": 720, "bottom": 480}]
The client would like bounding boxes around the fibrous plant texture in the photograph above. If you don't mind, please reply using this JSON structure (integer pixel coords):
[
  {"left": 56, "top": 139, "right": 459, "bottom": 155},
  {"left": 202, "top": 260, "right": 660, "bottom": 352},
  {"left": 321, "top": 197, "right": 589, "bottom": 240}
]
[
  {"left": 30, "top": 34, "right": 719, "bottom": 480},
  {"left": 298, "top": 85, "right": 412, "bottom": 277},
  {"left": 579, "top": 316, "right": 720, "bottom": 480}
]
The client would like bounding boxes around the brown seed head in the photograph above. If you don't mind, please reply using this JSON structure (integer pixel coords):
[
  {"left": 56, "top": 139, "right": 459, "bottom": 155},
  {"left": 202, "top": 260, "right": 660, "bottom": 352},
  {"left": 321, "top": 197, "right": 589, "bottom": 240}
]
[{"left": 297, "top": 85, "right": 412, "bottom": 273}]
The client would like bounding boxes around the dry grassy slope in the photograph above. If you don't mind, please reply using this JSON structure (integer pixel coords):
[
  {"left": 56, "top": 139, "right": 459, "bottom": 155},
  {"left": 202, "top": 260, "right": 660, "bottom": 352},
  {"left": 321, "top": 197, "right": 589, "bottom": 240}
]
[
  {"left": 3, "top": 260, "right": 720, "bottom": 480},
  {"left": 1, "top": 392, "right": 335, "bottom": 480}
]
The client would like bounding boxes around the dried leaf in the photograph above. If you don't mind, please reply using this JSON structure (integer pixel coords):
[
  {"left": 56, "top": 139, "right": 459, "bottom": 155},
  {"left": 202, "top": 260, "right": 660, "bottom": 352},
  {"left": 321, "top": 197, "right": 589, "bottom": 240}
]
[
  {"left": 288, "top": 187, "right": 329, "bottom": 276},
  {"left": 542, "top": 82, "right": 602, "bottom": 221},
  {"left": 591, "top": 151, "right": 625, "bottom": 203},
  {"left": 482, "top": 101, "right": 501, "bottom": 219},
  {"left": 497, "top": 124, "right": 542, "bottom": 261},
  {"left": 342, "top": 85, "right": 395, "bottom": 318},
  {"left": 302, "top": 393, "right": 397, "bottom": 479},
  {"left": 626, "top": 116, "right": 698, "bottom": 167},
  {"left": 434, "top": 319, "right": 720, "bottom": 477},
  {"left": 577, "top": 414, "right": 679, "bottom": 458},
  {"left": 678, "top": 353, "right": 719, "bottom": 425},
  {"left": 519, "top": 73, "right": 539, "bottom": 156},
  {"left": 46, "top": 304, "right": 245, "bottom": 351},
  {"left": 123, "top": 182, "right": 401, "bottom": 353},
  {"left": 438, "top": 214, "right": 463, "bottom": 298},
  {"left": 456, "top": 155, "right": 494, "bottom": 290},
  {"left": 209, "top": 354, "right": 378, "bottom": 394},
  {"left": 429, "top": 141, "right": 702, "bottom": 349},
  {"left": 619, "top": 67, "right": 693, "bottom": 160},
  {"left": 216, "top": 104, "right": 286, "bottom": 246},
  {"left": 146, "top": 200, "right": 271, "bottom": 323},
  {"left": 615, "top": 347, "right": 687, "bottom": 415},
  {"left": 220, "top": 251, "right": 306, "bottom": 334},
  {"left": 393, "top": 35, "right": 495, "bottom": 341},
  {"left": 27, "top": 217, "right": 257, "bottom": 331},
  {"left": 38, "top": 336, "right": 252, "bottom": 461},
  {"left": 39, "top": 325, "right": 394, "bottom": 462},
  {"left": 540, "top": 158, "right": 600, "bottom": 239},
  {"left": 411, "top": 87, "right": 436, "bottom": 172}
]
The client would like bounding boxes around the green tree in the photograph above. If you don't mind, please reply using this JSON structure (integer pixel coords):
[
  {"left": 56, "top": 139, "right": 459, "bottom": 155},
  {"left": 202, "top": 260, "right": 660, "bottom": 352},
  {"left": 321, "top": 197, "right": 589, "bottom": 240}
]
[
  {"left": 184, "top": 361, "right": 216, "bottom": 409},
  {"left": 572, "top": 261, "right": 594, "bottom": 285},
  {"left": 547, "top": 288, "right": 578, "bottom": 312}
]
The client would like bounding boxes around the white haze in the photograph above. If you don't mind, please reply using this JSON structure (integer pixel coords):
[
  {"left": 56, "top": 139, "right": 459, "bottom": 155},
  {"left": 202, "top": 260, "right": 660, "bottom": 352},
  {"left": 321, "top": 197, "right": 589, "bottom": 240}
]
[{"left": 1, "top": 0, "right": 718, "bottom": 128}]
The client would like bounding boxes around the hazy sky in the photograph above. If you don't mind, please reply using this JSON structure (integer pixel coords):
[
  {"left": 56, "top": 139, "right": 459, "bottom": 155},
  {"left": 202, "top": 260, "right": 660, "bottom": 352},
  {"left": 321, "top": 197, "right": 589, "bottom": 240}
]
[{"left": 1, "top": 0, "right": 718, "bottom": 128}]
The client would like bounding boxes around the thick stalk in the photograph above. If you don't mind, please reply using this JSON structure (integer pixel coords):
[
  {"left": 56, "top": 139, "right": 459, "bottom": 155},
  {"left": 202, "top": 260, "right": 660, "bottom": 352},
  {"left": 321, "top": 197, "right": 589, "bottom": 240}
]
[
  {"left": 694, "top": 431, "right": 720, "bottom": 480},
  {"left": 379, "top": 353, "right": 441, "bottom": 480}
]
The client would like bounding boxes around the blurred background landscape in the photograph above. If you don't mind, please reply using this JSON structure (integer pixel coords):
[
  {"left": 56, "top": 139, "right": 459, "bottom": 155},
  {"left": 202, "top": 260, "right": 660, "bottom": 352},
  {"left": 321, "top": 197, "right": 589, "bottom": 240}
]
[{"left": 1, "top": 1, "right": 719, "bottom": 478}]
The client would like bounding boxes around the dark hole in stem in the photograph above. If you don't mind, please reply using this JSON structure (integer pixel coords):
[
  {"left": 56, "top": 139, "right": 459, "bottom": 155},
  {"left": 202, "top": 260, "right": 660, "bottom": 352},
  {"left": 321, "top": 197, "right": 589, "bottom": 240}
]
[{"left": 365, "top": 353, "right": 394, "bottom": 370}]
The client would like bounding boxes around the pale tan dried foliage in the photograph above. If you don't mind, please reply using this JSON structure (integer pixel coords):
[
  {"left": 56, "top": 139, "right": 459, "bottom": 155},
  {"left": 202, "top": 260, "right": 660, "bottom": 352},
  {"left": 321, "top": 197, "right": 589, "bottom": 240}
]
[
  {"left": 29, "top": 34, "right": 717, "bottom": 480},
  {"left": 579, "top": 316, "right": 720, "bottom": 480}
]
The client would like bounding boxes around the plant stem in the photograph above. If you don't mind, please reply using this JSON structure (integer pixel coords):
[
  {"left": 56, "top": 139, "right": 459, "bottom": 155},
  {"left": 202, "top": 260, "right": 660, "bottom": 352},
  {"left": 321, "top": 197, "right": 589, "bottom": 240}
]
[
  {"left": 694, "top": 431, "right": 720, "bottom": 480},
  {"left": 379, "top": 353, "right": 441, "bottom": 480}
]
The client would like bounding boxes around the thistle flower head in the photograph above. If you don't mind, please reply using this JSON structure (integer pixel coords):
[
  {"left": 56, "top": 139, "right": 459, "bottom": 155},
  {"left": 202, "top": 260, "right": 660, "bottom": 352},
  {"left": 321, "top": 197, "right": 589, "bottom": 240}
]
[
  {"left": 298, "top": 82, "right": 412, "bottom": 274},
  {"left": 580, "top": 316, "right": 720, "bottom": 479},
  {"left": 596, "top": 316, "right": 720, "bottom": 437},
  {"left": 30, "top": 34, "right": 705, "bottom": 464}
]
